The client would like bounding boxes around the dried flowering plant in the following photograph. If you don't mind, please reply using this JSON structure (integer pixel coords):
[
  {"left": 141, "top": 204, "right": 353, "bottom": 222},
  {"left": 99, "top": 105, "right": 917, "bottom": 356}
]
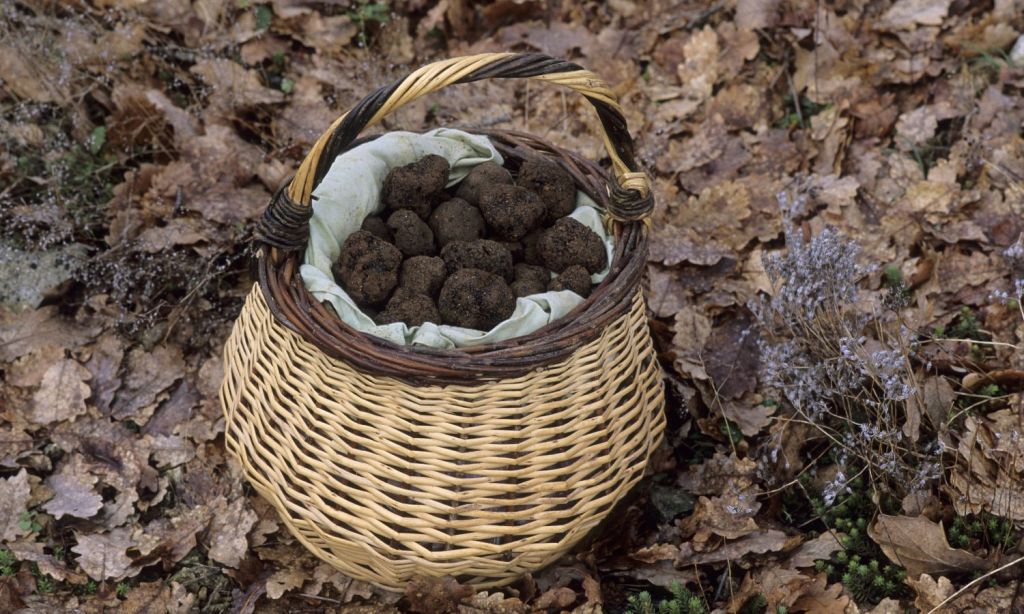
[{"left": 754, "top": 193, "right": 941, "bottom": 503}]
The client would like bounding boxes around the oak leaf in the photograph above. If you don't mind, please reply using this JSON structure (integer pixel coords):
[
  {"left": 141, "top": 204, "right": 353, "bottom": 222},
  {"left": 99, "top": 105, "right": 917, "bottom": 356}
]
[{"left": 868, "top": 514, "right": 988, "bottom": 579}]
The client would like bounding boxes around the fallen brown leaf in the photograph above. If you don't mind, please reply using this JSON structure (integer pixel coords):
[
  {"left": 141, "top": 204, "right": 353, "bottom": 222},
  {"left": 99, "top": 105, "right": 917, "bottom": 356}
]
[
  {"left": 72, "top": 527, "right": 139, "bottom": 581},
  {"left": 0, "top": 469, "right": 32, "bottom": 542},
  {"left": 868, "top": 514, "right": 989, "bottom": 579},
  {"left": 30, "top": 359, "right": 92, "bottom": 425}
]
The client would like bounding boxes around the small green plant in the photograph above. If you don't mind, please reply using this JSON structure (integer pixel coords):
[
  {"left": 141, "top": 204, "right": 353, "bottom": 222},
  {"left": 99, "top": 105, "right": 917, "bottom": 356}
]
[
  {"left": 949, "top": 306, "right": 983, "bottom": 341},
  {"left": 948, "top": 512, "right": 1018, "bottom": 551},
  {"left": 349, "top": 1, "right": 390, "bottom": 47},
  {"left": 254, "top": 3, "right": 273, "bottom": 29},
  {"left": 806, "top": 480, "right": 908, "bottom": 606},
  {"left": 0, "top": 549, "right": 16, "bottom": 575},
  {"left": 722, "top": 420, "right": 743, "bottom": 445},
  {"left": 882, "top": 265, "right": 902, "bottom": 288},
  {"left": 30, "top": 563, "right": 56, "bottom": 594},
  {"left": 18, "top": 511, "right": 42, "bottom": 534},
  {"left": 738, "top": 593, "right": 767, "bottom": 614},
  {"left": 625, "top": 581, "right": 707, "bottom": 614},
  {"left": 75, "top": 579, "right": 99, "bottom": 596},
  {"left": 773, "top": 95, "right": 831, "bottom": 129}
]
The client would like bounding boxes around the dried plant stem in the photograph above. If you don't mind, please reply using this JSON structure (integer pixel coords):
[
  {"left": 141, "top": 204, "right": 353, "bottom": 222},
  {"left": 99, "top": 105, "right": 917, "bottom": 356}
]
[{"left": 925, "top": 554, "right": 1024, "bottom": 614}]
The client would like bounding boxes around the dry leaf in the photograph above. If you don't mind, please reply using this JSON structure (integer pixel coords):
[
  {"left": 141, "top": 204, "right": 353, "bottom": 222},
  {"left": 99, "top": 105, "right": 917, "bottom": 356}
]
[
  {"left": 878, "top": 0, "right": 953, "bottom": 30},
  {"left": 43, "top": 469, "right": 103, "bottom": 520},
  {"left": 265, "top": 566, "right": 307, "bottom": 600},
  {"left": 73, "top": 527, "right": 139, "bottom": 581},
  {"left": 790, "top": 573, "right": 851, "bottom": 614},
  {"left": 207, "top": 496, "right": 257, "bottom": 568},
  {"left": 907, "top": 573, "right": 955, "bottom": 611},
  {"left": 677, "top": 529, "right": 798, "bottom": 566},
  {"left": 190, "top": 59, "right": 284, "bottom": 118},
  {"left": 949, "top": 407, "right": 1024, "bottom": 519},
  {"left": 786, "top": 532, "right": 844, "bottom": 569},
  {"left": 868, "top": 514, "right": 988, "bottom": 579},
  {"left": 0, "top": 306, "right": 96, "bottom": 363},
  {"left": 405, "top": 575, "right": 473, "bottom": 613},
  {"left": 30, "top": 359, "right": 92, "bottom": 425},
  {"left": 701, "top": 312, "right": 759, "bottom": 400},
  {"left": 112, "top": 345, "right": 185, "bottom": 423},
  {"left": 0, "top": 470, "right": 32, "bottom": 541}
]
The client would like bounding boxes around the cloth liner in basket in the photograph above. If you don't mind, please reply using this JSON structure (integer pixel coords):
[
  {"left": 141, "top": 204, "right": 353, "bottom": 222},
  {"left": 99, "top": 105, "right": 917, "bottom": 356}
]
[
  {"left": 301, "top": 127, "right": 615, "bottom": 348},
  {"left": 220, "top": 52, "right": 666, "bottom": 590}
]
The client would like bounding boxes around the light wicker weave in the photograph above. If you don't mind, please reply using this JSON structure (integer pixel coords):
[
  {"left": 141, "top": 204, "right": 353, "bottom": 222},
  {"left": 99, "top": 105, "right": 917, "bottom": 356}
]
[{"left": 220, "top": 53, "right": 666, "bottom": 589}]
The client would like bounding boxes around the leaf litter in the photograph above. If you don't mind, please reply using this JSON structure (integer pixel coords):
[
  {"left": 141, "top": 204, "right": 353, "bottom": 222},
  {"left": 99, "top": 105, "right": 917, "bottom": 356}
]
[{"left": 2, "top": 0, "right": 1024, "bottom": 611}]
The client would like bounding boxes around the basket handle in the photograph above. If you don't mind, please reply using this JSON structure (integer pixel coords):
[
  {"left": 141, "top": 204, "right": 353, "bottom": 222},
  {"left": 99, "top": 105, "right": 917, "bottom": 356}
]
[{"left": 257, "top": 52, "right": 652, "bottom": 251}]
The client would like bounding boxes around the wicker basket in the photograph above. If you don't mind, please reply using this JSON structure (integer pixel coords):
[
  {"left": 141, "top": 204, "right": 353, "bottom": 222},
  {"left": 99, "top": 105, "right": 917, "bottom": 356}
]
[{"left": 220, "top": 53, "right": 665, "bottom": 590}]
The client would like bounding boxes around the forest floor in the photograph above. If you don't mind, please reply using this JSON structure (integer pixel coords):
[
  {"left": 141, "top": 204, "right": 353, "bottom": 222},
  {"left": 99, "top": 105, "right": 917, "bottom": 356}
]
[{"left": 2, "top": 0, "right": 1024, "bottom": 612}]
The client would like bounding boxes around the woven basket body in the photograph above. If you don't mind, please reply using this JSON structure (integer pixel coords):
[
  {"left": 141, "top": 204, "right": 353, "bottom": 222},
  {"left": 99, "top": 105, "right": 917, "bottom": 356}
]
[{"left": 220, "top": 53, "right": 666, "bottom": 589}]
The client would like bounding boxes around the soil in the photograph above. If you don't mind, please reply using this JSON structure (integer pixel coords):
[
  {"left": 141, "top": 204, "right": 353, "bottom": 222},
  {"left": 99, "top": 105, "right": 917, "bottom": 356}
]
[{"left": 332, "top": 156, "right": 606, "bottom": 330}]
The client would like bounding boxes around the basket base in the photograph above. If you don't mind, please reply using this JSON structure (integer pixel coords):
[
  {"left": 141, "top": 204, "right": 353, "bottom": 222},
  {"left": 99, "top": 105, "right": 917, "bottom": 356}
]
[{"left": 221, "top": 283, "right": 665, "bottom": 589}]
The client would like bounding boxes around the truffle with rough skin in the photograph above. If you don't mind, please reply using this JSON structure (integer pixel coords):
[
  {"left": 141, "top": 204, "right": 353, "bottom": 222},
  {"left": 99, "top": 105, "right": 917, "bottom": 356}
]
[
  {"left": 478, "top": 184, "right": 546, "bottom": 241},
  {"left": 331, "top": 230, "right": 402, "bottom": 306},
  {"left": 428, "top": 198, "right": 485, "bottom": 247},
  {"left": 438, "top": 268, "right": 516, "bottom": 330},
  {"left": 398, "top": 256, "right": 447, "bottom": 298},
  {"left": 360, "top": 215, "right": 392, "bottom": 242},
  {"left": 548, "top": 265, "right": 592, "bottom": 297},
  {"left": 381, "top": 154, "right": 450, "bottom": 219},
  {"left": 376, "top": 288, "right": 440, "bottom": 327},
  {"left": 455, "top": 161, "right": 513, "bottom": 206},
  {"left": 521, "top": 228, "right": 546, "bottom": 266},
  {"left": 517, "top": 158, "right": 576, "bottom": 221},
  {"left": 538, "top": 217, "right": 607, "bottom": 273},
  {"left": 386, "top": 210, "right": 436, "bottom": 257},
  {"left": 514, "top": 264, "right": 549, "bottom": 287},
  {"left": 440, "top": 239, "right": 513, "bottom": 281}
]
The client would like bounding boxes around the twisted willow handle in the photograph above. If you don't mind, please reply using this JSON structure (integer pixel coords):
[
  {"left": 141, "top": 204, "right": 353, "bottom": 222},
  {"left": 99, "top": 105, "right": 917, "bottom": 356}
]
[{"left": 257, "top": 52, "right": 652, "bottom": 251}]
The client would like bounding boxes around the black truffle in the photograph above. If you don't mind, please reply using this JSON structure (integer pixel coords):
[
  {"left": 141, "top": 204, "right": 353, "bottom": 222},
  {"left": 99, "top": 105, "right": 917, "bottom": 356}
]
[
  {"left": 538, "top": 217, "right": 608, "bottom": 273},
  {"left": 376, "top": 288, "right": 440, "bottom": 327},
  {"left": 331, "top": 230, "right": 402, "bottom": 306},
  {"left": 521, "top": 228, "right": 546, "bottom": 266},
  {"left": 398, "top": 256, "right": 447, "bottom": 298},
  {"left": 478, "top": 184, "right": 546, "bottom": 241},
  {"left": 360, "top": 215, "right": 392, "bottom": 242},
  {"left": 517, "top": 157, "right": 576, "bottom": 221},
  {"left": 455, "top": 161, "right": 513, "bottom": 206},
  {"left": 428, "top": 198, "right": 486, "bottom": 247},
  {"left": 438, "top": 268, "right": 516, "bottom": 330},
  {"left": 386, "top": 210, "right": 436, "bottom": 257},
  {"left": 381, "top": 154, "right": 450, "bottom": 219},
  {"left": 514, "top": 264, "right": 550, "bottom": 288},
  {"left": 440, "top": 239, "right": 513, "bottom": 281},
  {"left": 548, "top": 265, "right": 592, "bottom": 297}
]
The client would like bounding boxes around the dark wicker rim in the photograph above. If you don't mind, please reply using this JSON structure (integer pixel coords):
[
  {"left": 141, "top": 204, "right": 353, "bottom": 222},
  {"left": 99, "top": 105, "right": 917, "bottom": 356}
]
[{"left": 249, "top": 54, "right": 653, "bottom": 385}]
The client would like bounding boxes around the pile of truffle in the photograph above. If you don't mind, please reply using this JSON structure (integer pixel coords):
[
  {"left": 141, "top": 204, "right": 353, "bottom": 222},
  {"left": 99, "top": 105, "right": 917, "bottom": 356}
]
[{"left": 331, "top": 154, "right": 608, "bottom": 330}]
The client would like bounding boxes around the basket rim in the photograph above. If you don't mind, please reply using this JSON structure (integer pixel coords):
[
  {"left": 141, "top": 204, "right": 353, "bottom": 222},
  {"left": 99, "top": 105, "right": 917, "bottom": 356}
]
[{"left": 254, "top": 128, "right": 649, "bottom": 385}]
